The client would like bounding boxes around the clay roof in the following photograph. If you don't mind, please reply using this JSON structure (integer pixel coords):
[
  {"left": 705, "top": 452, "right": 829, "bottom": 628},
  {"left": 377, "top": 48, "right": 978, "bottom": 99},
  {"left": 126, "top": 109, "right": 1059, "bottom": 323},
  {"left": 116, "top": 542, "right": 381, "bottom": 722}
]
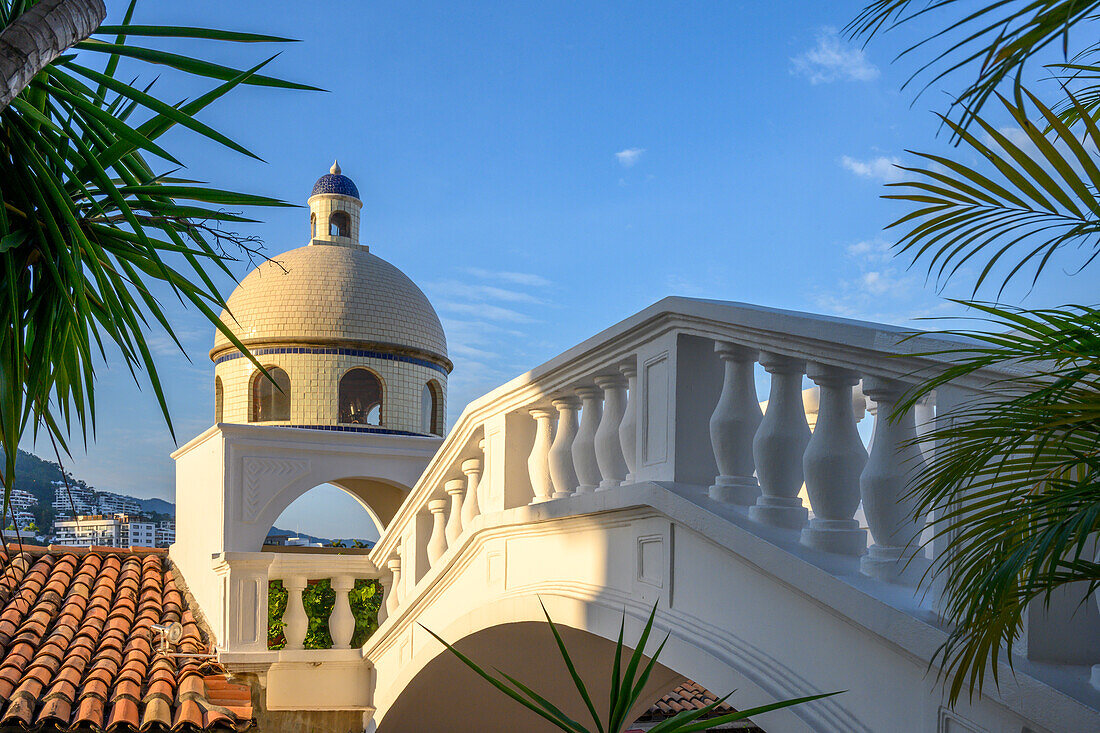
[
  {"left": 640, "top": 680, "right": 736, "bottom": 720},
  {"left": 0, "top": 543, "right": 252, "bottom": 731}
]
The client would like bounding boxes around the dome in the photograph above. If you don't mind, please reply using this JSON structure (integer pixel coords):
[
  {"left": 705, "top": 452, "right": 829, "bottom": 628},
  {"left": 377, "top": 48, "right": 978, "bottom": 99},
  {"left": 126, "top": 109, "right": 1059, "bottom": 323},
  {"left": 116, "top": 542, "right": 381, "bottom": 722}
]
[
  {"left": 212, "top": 243, "right": 449, "bottom": 368},
  {"left": 310, "top": 160, "right": 360, "bottom": 199}
]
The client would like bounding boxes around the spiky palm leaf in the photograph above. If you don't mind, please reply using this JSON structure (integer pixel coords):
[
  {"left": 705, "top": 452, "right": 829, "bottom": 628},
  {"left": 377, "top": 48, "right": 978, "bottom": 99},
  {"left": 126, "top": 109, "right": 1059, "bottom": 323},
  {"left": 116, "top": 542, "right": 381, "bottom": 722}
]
[
  {"left": 846, "top": 1, "right": 1100, "bottom": 130},
  {"left": 883, "top": 89, "right": 1100, "bottom": 294},
  {"left": 895, "top": 303, "right": 1100, "bottom": 704},
  {"left": 0, "top": 0, "right": 319, "bottom": 500},
  {"left": 422, "top": 600, "right": 836, "bottom": 733}
]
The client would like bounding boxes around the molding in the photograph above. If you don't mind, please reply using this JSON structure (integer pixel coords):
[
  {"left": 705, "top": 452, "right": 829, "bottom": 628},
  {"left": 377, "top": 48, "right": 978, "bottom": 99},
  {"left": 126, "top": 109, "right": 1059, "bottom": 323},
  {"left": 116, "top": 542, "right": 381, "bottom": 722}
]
[{"left": 209, "top": 336, "right": 452, "bottom": 373}]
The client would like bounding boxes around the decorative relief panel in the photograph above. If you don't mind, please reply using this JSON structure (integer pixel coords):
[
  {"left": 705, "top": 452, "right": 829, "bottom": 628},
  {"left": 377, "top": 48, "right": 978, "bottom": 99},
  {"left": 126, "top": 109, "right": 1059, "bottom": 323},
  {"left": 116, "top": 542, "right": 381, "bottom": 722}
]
[{"left": 241, "top": 457, "right": 311, "bottom": 522}]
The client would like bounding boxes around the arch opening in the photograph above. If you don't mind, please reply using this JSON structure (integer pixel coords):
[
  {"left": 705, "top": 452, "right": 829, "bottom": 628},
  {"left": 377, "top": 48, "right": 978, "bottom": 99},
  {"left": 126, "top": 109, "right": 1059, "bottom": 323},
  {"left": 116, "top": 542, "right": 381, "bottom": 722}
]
[
  {"left": 421, "top": 380, "right": 443, "bottom": 436},
  {"left": 214, "top": 376, "right": 224, "bottom": 423},
  {"left": 339, "top": 367, "right": 383, "bottom": 425},
  {"left": 310, "top": 212, "right": 316, "bottom": 238},
  {"left": 329, "top": 210, "right": 350, "bottom": 238},
  {"left": 250, "top": 366, "right": 291, "bottom": 422}
]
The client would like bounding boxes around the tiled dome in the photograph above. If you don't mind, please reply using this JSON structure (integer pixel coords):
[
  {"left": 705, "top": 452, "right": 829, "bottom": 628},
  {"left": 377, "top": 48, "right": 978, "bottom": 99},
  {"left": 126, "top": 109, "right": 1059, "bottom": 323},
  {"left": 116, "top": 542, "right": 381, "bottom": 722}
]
[
  {"left": 212, "top": 243, "right": 448, "bottom": 364},
  {"left": 310, "top": 160, "right": 360, "bottom": 199}
]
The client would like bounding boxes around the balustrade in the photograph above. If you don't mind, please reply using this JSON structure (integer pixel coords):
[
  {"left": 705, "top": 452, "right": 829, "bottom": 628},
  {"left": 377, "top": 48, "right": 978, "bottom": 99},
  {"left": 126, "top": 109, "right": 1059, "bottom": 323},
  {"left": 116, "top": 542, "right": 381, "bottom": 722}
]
[
  {"left": 444, "top": 478, "right": 466, "bottom": 545},
  {"left": 384, "top": 555, "right": 401, "bottom": 620},
  {"left": 281, "top": 575, "right": 309, "bottom": 651},
  {"left": 548, "top": 396, "right": 581, "bottom": 498},
  {"left": 801, "top": 362, "right": 868, "bottom": 555},
  {"left": 572, "top": 386, "right": 603, "bottom": 494},
  {"left": 329, "top": 576, "right": 356, "bottom": 649},
  {"left": 749, "top": 352, "right": 811, "bottom": 529},
  {"left": 461, "top": 457, "right": 482, "bottom": 527},
  {"left": 426, "top": 499, "right": 448, "bottom": 564},
  {"left": 618, "top": 363, "right": 638, "bottom": 482},
  {"left": 708, "top": 342, "right": 763, "bottom": 505},
  {"left": 860, "top": 377, "right": 930, "bottom": 582},
  {"left": 527, "top": 408, "right": 556, "bottom": 503},
  {"left": 594, "top": 374, "right": 629, "bottom": 489}
]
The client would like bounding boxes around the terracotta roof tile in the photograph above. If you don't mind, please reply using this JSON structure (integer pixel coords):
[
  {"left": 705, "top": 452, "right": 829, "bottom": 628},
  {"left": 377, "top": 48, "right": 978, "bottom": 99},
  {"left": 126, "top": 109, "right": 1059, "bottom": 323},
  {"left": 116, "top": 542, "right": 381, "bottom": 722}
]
[
  {"left": 0, "top": 545, "right": 252, "bottom": 731},
  {"left": 639, "top": 680, "right": 739, "bottom": 723}
]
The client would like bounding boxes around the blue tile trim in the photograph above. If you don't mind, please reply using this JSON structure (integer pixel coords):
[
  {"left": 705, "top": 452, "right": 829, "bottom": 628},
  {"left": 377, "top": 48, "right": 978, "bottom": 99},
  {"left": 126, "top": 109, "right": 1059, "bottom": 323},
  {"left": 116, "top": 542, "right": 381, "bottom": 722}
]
[
  {"left": 284, "top": 424, "right": 432, "bottom": 437},
  {"left": 214, "top": 346, "right": 448, "bottom": 375}
]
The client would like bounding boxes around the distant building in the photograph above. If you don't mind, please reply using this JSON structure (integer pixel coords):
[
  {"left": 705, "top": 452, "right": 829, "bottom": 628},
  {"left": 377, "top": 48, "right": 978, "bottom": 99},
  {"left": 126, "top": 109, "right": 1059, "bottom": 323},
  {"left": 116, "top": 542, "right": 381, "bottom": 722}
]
[
  {"left": 155, "top": 520, "right": 175, "bottom": 548},
  {"left": 51, "top": 482, "right": 96, "bottom": 517},
  {"left": 52, "top": 514, "right": 156, "bottom": 548},
  {"left": 8, "top": 489, "right": 37, "bottom": 514},
  {"left": 95, "top": 492, "right": 142, "bottom": 516}
]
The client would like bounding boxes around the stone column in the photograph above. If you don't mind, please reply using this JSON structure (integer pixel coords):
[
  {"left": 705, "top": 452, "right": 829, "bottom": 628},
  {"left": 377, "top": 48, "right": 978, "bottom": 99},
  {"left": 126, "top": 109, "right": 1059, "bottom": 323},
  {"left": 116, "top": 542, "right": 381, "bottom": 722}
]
[
  {"left": 572, "top": 386, "right": 603, "bottom": 494},
  {"left": 426, "top": 499, "right": 448, "bottom": 565},
  {"left": 618, "top": 362, "right": 639, "bottom": 482},
  {"left": 708, "top": 342, "right": 763, "bottom": 505},
  {"left": 749, "top": 352, "right": 810, "bottom": 529},
  {"left": 475, "top": 438, "right": 490, "bottom": 515},
  {"left": 461, "top": 457, "right": 482, "bottom": 528},
  {"left": 801, "top": 362, "right": 868, "bottom": 555},
  {"left": 527, "top": 408, "right": 555, "bottom": 503},
  {"left": 444, "top": 478, "right": 466, "bottom": 545},
  {"left": 384, "top": 555, "right": 402, "bottom": 620},
  {"left": 329, "top": 575, "right": 356, "bottom": 649},
  {"left": 594, "top": 373, "right": 629, "bottom": 489},
  {"left": 860, "top": 376, "right": 930, "bottom": 583},
  {"left": 282, "top": 576, "right": 308, "bottom": 650},
  {"left": 548, "top": 396, "right": 581, "bottom": 499}
]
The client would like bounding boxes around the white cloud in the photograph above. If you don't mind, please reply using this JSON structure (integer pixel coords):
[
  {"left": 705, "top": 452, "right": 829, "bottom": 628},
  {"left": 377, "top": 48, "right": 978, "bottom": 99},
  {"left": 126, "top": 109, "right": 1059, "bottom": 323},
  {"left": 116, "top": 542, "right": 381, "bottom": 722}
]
[
  {"left": 845, "top": 238, "right": 893, "bottom": 263},
  {"left": 841, "top": 154, "right": 903, "bottom": 182},
  {"left": 438, "top": 301, "right": 535, "bottom": 324},
  {"left": 462, "top": 267, "right": 553, "bottom": 288},
  {"left": 615, "top": 148, "right": 645, "bottom": 168},
  {"left": 428, "top": 280, "right": 548, "bottom": 306},
  {"left": 791, "top": 28, "right": 879, "bottom": 84}
]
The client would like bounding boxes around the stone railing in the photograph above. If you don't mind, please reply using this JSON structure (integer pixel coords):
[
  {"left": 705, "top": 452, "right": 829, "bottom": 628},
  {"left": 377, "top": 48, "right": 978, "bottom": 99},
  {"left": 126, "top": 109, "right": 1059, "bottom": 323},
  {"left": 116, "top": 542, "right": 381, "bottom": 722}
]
[
  {"left": 212, "top": 548, "right": 379, "bottom": 662},
  {"left": 369, "top": 297, "right": 1094, "bottom": 676}
]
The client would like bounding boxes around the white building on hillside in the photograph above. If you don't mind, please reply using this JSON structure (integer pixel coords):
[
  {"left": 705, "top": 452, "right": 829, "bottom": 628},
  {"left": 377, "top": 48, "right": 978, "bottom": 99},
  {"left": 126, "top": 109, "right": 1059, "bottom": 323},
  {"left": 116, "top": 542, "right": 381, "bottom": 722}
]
[
  {"left": 52, "top": 514, "right": 156, "bottom": 548},
  {"left": 8, "top": 489, "right": 36, "bottom": 513},
  {"left": 96, "top": 492, "right": 142, "bottom": 516},
  {"left": 51, "top": 481, "right": 96, "bottom": 517}
]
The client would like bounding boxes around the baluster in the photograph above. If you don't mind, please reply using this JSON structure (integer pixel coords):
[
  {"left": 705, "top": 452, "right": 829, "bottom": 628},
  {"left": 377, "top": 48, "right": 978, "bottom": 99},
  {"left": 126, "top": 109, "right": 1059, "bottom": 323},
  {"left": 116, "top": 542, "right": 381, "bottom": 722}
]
[
  {"left": 461, "top": 457, "right": 482, "bottom": 527},
  {"left": 801, "top": 363, "right": 868, "bottom": 555},
  {"left": 384, "top": 555, "right": 402, "bottom": 620},
  {"left": 749, "top": 353, "right": 811, "bottom": 529},
  {"left": 330, "top": 575, "right": 356, "bottom": 649},
  {"left": 444, "top": 478, "right": 465, "bottom": 544},
  {"left": 860, "top": 377, "right": 930, "bottom": 583},
  {"left": 475, "top": 438, "right": 490, "bottom": 513},
  {"left": 548, "top": 396, "right": 581, "bottom": 498},
  {"left": 572, "top": 386, "right": 603, "bottom": 494},
  {"left": 708, "top": 343, "right": 763, "bottom": 505},
  {"left": 282, "top": 576, "right": 308, "bottom": 650},
  {"left": 527, "top": 408, "right": 555, "bottom": 503},
  {"left": 426, "top": 499, "right": 448, "bottom": 565},
  {"left": 594, "top": 374, "right": 629, "bottom": 489},
  {"left": 618, "top": 363, "right": 639, "bottom": 483}
]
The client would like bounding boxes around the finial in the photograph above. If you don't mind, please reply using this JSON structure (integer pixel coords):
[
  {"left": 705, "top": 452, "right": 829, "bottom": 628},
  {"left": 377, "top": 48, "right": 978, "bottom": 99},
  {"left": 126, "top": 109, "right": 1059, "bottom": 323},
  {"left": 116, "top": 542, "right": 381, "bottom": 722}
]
[{"left": 330, "top": 160, "right": 341, "bottom": 175}]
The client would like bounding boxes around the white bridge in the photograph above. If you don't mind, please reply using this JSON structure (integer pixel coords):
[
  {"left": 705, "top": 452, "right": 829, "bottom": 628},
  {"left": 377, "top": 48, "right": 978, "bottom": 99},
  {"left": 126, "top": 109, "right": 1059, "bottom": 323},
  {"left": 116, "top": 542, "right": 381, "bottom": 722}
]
[{"left": 174, "top": 297, "right": 1100, "bottom": 733}]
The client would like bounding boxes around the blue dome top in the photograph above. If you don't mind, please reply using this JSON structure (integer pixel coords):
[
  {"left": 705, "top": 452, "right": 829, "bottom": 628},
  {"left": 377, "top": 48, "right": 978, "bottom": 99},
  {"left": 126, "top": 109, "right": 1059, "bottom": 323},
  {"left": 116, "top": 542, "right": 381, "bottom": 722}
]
[{"left": 311, "top": 161, "right": 360, "bottom": 199}]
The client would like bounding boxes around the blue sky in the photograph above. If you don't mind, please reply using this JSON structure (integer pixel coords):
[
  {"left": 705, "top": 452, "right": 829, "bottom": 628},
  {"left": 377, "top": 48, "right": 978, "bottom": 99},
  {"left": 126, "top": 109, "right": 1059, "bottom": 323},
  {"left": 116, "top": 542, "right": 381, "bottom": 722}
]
[{"left": 21, "top": 1, "right": 1099, "bottom": 539}]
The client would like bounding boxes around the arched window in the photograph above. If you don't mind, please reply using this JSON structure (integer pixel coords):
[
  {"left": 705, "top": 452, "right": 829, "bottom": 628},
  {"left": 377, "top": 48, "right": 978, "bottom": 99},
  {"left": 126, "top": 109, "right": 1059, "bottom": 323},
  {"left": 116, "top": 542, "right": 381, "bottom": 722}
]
[
  {"left": 329, "top": 211, "right": 350, "bottom": 238},
  {"left": 310, "top": 212, "right": 316, "bottom": 238},
  {"left": 421, "top": 381, "right": 442, "bottom": 435},
  {"left": 214, "top": 376, "right": 224, "bottom": 423},
  {"left": 251, "top": 367, "right": 291, "bottom": 422},
  {"left": 339, "top": 368, "right": 382, "bottom": 425}
]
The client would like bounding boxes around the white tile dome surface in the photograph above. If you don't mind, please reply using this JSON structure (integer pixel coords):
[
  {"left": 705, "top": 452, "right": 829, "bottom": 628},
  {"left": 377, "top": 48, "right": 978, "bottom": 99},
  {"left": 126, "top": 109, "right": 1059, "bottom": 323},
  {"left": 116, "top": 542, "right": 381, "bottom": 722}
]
[{"left": 213, "top": 242, "right": 447, "bottom": 362}]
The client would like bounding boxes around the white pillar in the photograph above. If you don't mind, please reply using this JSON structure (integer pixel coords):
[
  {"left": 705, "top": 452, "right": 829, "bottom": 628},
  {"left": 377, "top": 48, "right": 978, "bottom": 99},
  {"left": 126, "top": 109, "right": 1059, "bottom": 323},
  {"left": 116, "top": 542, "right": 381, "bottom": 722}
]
[
  {"left": 618, "top": 362, "right": 639, "bottom": 483},
  {"left": 329, "top": 575, "right": 356, "bottom": 649},
  {"left": 801, "top": 362, "right": 868, "bottom": 555},
  {"left": 461, "top": 457, "right": 482, "bottom": 528},
  {"left": 475, "top": 438, "right": 490, "bottom": 515},
  {"left": 749, "top": 353, "right": 810, "bottom": 529},
  {"left": 594, "top": 373, "right": 629, "bottom": 489},
  {"left": 708, "top": 342, "right": 762, "bottom": 505},
  {"left": 572, "top": 386, "right": 603, "bottom": 494},
  {"left": 860, "top": 377, "right": 931, "bottom": 583},
  {"left": 548, "top": 396, "right": 581, "bottom": 499},
  {"left": 444, "top": 478, "right": 466, "bottom": 545},
  {"left": 527, "top": 408, "right": 555, "bottom": 503},
  {"left": 282, "top": 575, "right": 308, "bottom": 650},
  {"left": 384, "top": 555, "right": 401, "bottom": 621},
  {"left": 426, "top": 499, "right": 448, "bottom": 565}
]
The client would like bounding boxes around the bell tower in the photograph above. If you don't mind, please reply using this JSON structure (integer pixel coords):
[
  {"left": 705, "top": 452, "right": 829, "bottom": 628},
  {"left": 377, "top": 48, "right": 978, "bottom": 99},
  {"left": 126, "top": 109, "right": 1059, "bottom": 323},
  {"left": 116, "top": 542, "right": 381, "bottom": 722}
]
[{"left": 308, "top": 160, "right": 364, "bottom": 248}]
